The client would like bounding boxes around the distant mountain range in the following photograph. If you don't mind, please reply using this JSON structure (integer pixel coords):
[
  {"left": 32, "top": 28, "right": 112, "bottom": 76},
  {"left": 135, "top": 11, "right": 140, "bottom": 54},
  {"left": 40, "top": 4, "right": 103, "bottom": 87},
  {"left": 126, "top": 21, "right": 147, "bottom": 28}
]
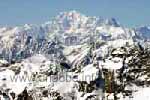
[{"left": 0, "top": 11, "right": 149, "bottom": 62}]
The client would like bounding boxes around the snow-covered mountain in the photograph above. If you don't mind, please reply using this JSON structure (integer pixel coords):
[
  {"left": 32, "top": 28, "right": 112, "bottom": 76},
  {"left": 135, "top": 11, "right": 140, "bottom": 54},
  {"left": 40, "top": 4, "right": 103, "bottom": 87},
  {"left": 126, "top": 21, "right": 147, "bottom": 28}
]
[
  {"left": 0, "top": 11, "right": 140, "bottom": 61},
  {"left": 0, "top": 11, "right": 150, "bottom": 100}
]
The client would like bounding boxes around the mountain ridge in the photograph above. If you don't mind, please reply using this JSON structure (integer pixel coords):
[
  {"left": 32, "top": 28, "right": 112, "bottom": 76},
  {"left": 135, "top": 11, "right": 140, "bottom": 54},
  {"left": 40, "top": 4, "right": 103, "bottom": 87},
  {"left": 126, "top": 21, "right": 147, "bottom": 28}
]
[{"left": 0, "top": 11, "right": 149, "bottom": 62}]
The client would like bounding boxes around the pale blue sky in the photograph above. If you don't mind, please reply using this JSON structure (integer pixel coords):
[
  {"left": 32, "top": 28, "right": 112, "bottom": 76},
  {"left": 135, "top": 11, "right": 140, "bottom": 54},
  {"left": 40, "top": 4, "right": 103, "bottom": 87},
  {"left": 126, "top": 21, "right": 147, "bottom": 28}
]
[{"left": 0, "top": 0, "right": 150, "bottom": 27}]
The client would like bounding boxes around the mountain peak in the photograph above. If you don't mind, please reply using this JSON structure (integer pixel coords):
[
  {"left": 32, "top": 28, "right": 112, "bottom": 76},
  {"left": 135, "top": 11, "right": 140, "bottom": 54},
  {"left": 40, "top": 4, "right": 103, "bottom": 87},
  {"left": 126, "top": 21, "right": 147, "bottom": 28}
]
[
  {"left": 58, "top": 10, "right": 85, "bottom": 17},
  {"left": 135, "top": 26, "right": 150, "bottom": 39},
  {"left": 56, "top": 10, "right": 87, "bottom": 22},
  {"left": 104, "top": 18, "right": 120, "bottom": 27}
]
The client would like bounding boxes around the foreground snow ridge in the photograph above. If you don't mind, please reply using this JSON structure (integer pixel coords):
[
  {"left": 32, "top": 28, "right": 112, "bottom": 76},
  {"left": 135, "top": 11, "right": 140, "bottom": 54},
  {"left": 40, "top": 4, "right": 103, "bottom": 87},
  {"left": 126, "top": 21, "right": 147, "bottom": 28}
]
[{"left": 0, "top": 11, "right": 150, "bottom": 100}]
